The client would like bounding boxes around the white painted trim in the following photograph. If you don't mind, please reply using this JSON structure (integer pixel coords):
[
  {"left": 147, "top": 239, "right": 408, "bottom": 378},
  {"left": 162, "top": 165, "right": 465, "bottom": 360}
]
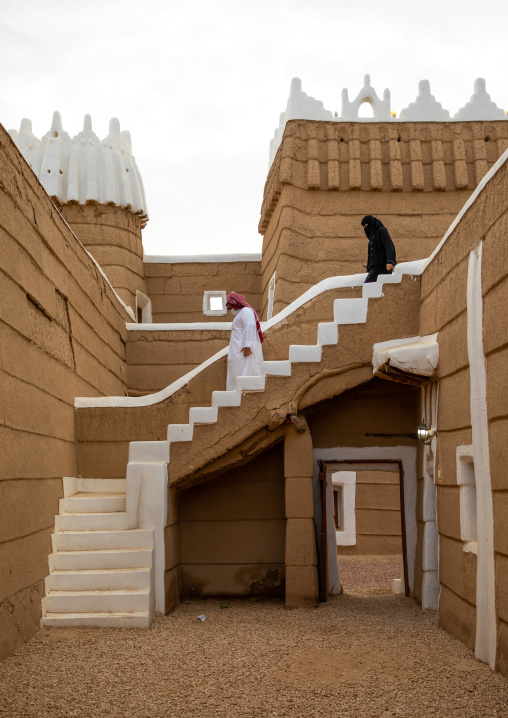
[
  {"left": 331, "top": 471, "right": 357, "bottom": 546},
  {"left": 203, "top": 290, "right": 227, "bottom": 317},
  {"left": 143, "top": 253, "right": 262, "bottom": 264},
  {"left": 126, "top": 461, "right": 168, "bottom": 613},
  {"left": 127, "top": 322, "right": 232, "bottom": 332},
  {"left": 456, "top": 445, "right": 477, "bottom": 544},
  {"left": 267, "top": 271, "right": 277, "bottom": 320},
  {"left": 373, "top": 334, "right": 439, "bottom": 377},
  {"left": 426, "top": 148, "right": 508, "bottom": 268},
  {"left": 136, "top": 290, "right": 152, "bottom": 323},
  {"left": 313, "top": 446, "right": 417, "bottom": 593},
  {"left": 466, "top": 241, "right": 496, "bottom": 668},
  {"left": 420, "top": 383, "right": 440, "bottom": 611}
]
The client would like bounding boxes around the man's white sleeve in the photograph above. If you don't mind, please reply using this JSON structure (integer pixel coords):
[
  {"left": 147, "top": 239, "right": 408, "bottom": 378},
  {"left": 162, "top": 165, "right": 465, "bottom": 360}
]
[{"left": 243, "top": 308, "right": 257, "bottom": 348}]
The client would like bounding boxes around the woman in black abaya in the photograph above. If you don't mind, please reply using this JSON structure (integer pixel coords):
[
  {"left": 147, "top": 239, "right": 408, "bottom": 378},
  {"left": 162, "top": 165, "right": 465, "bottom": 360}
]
[{"left": 361, "top": 215, "right": 397, "bottom": 283}]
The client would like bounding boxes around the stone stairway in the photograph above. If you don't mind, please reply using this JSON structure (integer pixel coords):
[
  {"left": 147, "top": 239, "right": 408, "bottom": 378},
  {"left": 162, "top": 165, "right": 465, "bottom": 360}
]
[{"left": 41, "top": 478, "right": 155, "bottom": 628}]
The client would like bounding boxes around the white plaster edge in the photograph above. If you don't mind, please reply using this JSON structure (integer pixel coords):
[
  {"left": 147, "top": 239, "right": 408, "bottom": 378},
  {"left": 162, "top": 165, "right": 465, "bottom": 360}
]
[
  {"left": 143, "top": 253, "right": 262, "bottom": 264},
  {"left": 467, "top": 242, "right": 497, "bottom": 668},
  {"left": 426, "top": 147, "right": 508, "bottom": 268},
  {"left": 75, "top": 346, "right": 229, "bottom": 408},
  {"left": 127, "top": 322, "right": 233, "bottom": 332},
  {"left": 313, "top": 446, "right": 417, "bottom": 594},
  {"left": 372, "top": 333, "right": 439, "bottom": 376}
]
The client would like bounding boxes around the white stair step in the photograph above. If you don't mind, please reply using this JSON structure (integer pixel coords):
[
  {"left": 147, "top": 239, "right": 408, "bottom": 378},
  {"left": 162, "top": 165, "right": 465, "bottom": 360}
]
[
  {"left": 43, "top": 588, "right": 150, "bottom": 614},
  {"left": 63, "top": 478, "right": 126, "bottom": 497},
  {"left": 289, "top": 344, "right": 322, "bottom": 363},
  {"left": 236, "top": 375, "right": 266, "bottom": 391},
  {"left": 263, "top": 360, "right": 292, "bottom": 376},
  {"left": 167, "top": 424, "right": 194, "bottom": 442},
  {"left": 317, "top": 322, "right": 339, "bottom": 346},
  {"left": 212, "top": 390, "right": 242, "bottom": 407},
  {"left": 129, "top": 441, "right": 169, "bottom": 462},
  {"left": 362, "top": 282, "right": 384, "bottom": 298},
  {"left": 48, "top": 567, "right": 151, "bottom": 592},
  {"left": 42, "top": 611, "right": 151, "bottom": 628},
  {"left": 62, "top": 492, "right": 126, "bottom": 514},
  {"left": 189, "top": 406, "right": 218, "bottom": 424},
  {"left": 56, "top": 512, "right": 131, "bottom": 532},
  {"left": 52, "top": 528, "right": 154, "bottom": 552},
  {"left": 334, "top": 297, "right": 368, "bottom": 324},
  {"left": 50, "top": 548, "right": 153, "bottom": 571}
]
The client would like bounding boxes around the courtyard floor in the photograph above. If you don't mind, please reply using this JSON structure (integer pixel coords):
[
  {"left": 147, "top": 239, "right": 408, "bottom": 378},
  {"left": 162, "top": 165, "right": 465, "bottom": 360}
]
[{"left": 1, "top": 557, "right": 507, "bottom": 718}]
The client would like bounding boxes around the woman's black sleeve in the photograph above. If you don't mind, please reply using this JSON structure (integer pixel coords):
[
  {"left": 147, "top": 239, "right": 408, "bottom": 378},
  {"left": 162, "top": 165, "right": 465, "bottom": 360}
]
[{"left": 380, "top": 228, "right": 396, "bottom": 265}]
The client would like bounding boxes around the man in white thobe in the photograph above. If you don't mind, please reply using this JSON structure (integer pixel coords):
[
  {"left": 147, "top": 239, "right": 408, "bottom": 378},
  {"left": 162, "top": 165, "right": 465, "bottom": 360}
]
[{"left": 226, "top": 292, "right": 264, "bottom": 392}]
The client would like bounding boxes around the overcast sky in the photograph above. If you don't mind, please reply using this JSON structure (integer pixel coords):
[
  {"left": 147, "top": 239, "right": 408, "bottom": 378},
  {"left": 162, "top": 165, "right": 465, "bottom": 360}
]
[{"left": 1, "top": 0, "right": 506, "bottom": 256}]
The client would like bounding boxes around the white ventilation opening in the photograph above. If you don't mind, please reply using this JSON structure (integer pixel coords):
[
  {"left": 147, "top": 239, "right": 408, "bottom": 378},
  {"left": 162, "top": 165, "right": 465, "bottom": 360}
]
[
  {"left": 331, "top": 471, "right": 356, "bottom": 546},
  {"left": 136, "top": 291, "right": 152, "bottom": 323},
  {"left": 457, "top": 446, "right": 477, "bottom": 552},
  {"left": 203, "top": 290, "right": 227, "bottom": 317}
]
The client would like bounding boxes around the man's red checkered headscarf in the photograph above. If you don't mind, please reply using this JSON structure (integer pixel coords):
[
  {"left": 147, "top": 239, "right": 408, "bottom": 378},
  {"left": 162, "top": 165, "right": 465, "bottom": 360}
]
[{"left": 226, "top": 292, "right": 263, "bottom": 343}]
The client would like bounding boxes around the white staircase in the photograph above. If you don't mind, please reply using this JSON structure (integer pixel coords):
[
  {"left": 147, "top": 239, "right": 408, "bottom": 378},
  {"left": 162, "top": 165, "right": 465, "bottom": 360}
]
[{"left": 42, "top": 478, "right": 155, "bottom": 628}]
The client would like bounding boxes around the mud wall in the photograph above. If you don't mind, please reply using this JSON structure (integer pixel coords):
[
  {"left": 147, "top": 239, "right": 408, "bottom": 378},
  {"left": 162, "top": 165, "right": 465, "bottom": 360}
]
[
  {"left": 259, "top": 120, "right": 508, "bottom": 318},
  {"left": 418, "top": 152, "right": 508, "bottom": 675},
  {"left": 338, "top": 469, "right": 402, "bottom": 556},
  {"left": 178, "top": 444, "right": 286, "bottom": 596},
  {"left": 126, "top": 327, "right": 231, "bottom": 395},
  {"left": 307, "top": 379, "right": 419, "bottom": 451},
  {"left": 0, "top": 127, "right": 130, "bottom": 660},
  {"left": 144, "top": 259, "right": 261, "bottom": 323},
  {"left": 61, "top": 204, "right": 147, "bottom": 315}
]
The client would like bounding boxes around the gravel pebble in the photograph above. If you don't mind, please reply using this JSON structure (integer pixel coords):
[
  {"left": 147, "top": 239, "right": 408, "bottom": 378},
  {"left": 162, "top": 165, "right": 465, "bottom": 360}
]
[{"left": 0, "top": 558, "right": 506, "bottom": 718}]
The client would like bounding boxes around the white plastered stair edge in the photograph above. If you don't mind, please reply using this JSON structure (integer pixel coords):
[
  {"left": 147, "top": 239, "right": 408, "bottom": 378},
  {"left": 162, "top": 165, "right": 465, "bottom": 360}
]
[{"left": 372, "top": 334, "right": 439, "bottom": 377}]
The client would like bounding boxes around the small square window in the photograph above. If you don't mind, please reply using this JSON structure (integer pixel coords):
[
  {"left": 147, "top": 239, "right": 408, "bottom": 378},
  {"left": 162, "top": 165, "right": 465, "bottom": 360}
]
[
  {"left": 203, "top": 290, "right": 227, "bottom": 317},
  {"left": 209, "top": 296, "right": 224, "bottom": 312}
]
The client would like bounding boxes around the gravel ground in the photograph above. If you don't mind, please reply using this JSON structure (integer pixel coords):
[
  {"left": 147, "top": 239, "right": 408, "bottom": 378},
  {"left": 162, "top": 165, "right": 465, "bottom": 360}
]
[{"left": 1, "top": 559, "right": 507, "bottom": 718}]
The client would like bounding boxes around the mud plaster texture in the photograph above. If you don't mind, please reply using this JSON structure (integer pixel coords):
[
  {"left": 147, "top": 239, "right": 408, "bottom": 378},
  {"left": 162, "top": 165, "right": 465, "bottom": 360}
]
[{"left": 1, "top": 563, "right": 507, "bottom": 718}]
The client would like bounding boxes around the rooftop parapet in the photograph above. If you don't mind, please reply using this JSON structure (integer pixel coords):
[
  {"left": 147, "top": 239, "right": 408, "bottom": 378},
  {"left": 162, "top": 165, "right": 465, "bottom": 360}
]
[
  {"left": 269, "top": 76, "right": 507, "bottom": 167},
  {"left": 8, "top": 112, "right": 148, "bottom": 227}
]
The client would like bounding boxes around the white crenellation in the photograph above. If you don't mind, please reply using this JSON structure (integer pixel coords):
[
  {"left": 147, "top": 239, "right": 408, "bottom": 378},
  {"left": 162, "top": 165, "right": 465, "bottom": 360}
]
[
  {"left": 341, "top": 74, "right": 392, "bottom": 122},
  {"left": 399, "top": 80, "right": 450, "bottom": 121},
  {"left": 8, "top": 112, "right": 148, "bottom": 225},
  {"left": 268, "top": 76, "right": 507, "bottom": 167},
  {"left": 454, "top": 78, "right": 507, "bottom": 121}
]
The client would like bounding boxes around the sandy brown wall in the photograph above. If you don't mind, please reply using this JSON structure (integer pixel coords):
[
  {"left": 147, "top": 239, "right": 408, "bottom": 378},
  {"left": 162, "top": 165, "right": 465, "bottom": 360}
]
[
  {"left": 61, "top": 203, "right": 147, "bottom": 314},
  {"left": 307, "top": 379, "right": 420, "bottom": 451},
  {"left": 0, "top": 127, "right": 130, "bottom": 660},
  {"left": 126, "top": 327, "right": 231, "bottom": 395},
  {"left": 259, "top": 120, "right": 508, "bottom": 318},
  {"left": 177, "top": 444, "right": 285, "bottom": 596},
  {"left": 337, "top": 469, "right": 402, "bottom": 556},
  {"left": 419, "top": 154, "right": 508, "bottom": 673},
  {"left": 144, "top": 260, "right": 261, "bottom": 323}
]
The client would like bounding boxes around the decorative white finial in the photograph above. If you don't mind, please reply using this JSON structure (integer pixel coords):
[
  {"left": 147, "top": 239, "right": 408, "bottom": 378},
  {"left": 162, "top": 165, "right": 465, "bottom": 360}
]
[
  {"left": 267, "top": 77, "right": 334, "bottom": 167},
  {"left": 10, "top": 113, "right": 148, "bottom": 225},
  {"left": 399, "top": 80, "right": 450, "bottom": 121},
  {"left": 340, "top": 75, "right": 392, "bottom": 121},
  {"left": 454, "top": 78, "right": 507, "bottom": 121}
]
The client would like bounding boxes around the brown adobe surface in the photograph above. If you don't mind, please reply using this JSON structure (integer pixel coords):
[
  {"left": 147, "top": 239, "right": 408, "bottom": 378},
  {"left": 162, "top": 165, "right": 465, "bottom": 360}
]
[{"left": 1, "top": 561, "right": 507, "bottom": 718}]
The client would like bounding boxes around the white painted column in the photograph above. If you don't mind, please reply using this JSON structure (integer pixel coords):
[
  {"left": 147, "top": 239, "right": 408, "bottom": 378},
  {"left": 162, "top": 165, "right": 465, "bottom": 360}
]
[
  {"left": 420, "top": 383, "right": 440, "bottom": 610},
  {"left": 467, "top": 241, "right": 496, "bottom": 668}
]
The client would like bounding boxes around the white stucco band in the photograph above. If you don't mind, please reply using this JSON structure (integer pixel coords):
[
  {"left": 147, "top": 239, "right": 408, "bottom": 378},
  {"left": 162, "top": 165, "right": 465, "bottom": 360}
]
[{"left": 372, "top": 333, "right": 439, "bottom": 378}]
